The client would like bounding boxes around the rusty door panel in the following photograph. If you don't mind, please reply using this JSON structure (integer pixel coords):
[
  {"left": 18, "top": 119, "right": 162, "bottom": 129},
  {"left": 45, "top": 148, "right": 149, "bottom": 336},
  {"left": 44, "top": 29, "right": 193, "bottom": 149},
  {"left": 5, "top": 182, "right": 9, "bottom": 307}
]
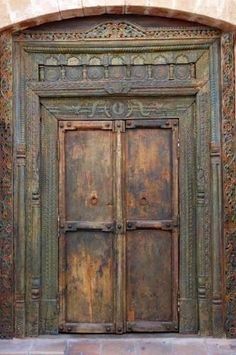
[
  {"left": 126, "top": 230, "right": 173, "bottom": 321},
  {"left": 59, "top": 121, "right": 115, "bottom": 333},
  {"left": 64, "top": 125, "right": 113, "bottom": 222},
  {"left": 59, "top": 118, "right": 179, "bottom": 334},
  {"left": 65, "top": 231, "right": 114, "bottom": 324},
  {"left": 125, "top": 120, "right": 179, "bottom": 332},
  {"left": 126, "top": 126, "right": 172, "bottom": 220}
]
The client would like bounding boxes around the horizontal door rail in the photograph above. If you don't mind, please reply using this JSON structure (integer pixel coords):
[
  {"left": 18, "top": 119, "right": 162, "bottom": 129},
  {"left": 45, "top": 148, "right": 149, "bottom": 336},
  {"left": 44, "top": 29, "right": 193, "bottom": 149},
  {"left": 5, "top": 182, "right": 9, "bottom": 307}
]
[
  {"left": 62, "top": 221, "right": 115, "bottom": 232},
  {"left": 126, "top": 119, "right": 178, "bottom": 129},
  {"left": 59, "top": 120, "right": 113, "bottom": 131},
  {"left": 126, "top": 320, "right": 178, "bottom": 332},
  {"left": 126, "top": 219, "right": 179, "bottom": 231}
]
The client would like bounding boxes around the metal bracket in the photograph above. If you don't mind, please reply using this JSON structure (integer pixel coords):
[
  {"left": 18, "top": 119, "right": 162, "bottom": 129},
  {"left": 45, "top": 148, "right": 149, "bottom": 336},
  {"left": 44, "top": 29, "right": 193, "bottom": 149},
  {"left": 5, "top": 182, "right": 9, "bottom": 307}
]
[
  {"left": 115, "top": 221, "right": 124, "bottom": 233},
  {"left": 125, "top": 119, "right": 179, "bottom": 129},
  {"left": 114, "top": 120, "right": 125, "bottom": 132},
  {"left": 63, "top": 221, "right": 115, "bottom": 232}
]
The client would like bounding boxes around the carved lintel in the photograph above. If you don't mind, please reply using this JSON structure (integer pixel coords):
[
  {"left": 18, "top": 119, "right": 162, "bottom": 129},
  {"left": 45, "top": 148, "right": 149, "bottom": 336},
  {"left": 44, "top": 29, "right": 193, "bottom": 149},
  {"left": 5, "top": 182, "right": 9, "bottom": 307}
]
[
  {"left": 14, "top": 22, "right": 221, "bottom": 42},
  {"left": 104, "top": 82, "right": 131, "bottom": 94}
]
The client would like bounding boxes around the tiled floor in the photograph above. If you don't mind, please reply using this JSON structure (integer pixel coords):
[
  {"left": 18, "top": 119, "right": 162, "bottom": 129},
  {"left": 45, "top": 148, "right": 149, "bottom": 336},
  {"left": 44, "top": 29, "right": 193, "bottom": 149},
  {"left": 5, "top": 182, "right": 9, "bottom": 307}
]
[{"left": 0, "top": 336, "right": 236, "bottom": 355}]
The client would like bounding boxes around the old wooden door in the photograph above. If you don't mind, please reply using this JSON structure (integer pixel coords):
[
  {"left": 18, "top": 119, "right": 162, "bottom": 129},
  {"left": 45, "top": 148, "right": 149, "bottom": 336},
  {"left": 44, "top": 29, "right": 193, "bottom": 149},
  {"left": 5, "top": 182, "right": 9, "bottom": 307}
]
[
  {"left": 58, "top": 117, "right": 179, "bottom": 334},
  {"left": 11, "top": 16, "right": 226, "bottom": 339}
]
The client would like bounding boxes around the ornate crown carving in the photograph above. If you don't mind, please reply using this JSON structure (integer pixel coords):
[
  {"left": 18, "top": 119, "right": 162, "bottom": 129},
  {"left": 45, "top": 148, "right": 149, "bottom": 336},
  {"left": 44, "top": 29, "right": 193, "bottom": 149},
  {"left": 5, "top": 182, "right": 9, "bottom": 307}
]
[{"left": 83, "top": 22, "right": 147, "bottom": 39}]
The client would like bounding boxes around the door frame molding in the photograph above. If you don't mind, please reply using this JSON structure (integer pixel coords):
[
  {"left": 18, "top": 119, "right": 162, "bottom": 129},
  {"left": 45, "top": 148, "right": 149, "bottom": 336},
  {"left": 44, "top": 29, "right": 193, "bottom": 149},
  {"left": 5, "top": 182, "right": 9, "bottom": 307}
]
[{"left": 0, "top": 18, "right": 235, "bottom": 338}]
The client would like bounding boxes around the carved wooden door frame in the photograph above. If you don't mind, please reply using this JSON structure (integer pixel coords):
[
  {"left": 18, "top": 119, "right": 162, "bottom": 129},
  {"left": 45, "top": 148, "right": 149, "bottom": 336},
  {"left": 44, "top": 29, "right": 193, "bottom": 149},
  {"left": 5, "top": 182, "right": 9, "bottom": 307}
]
[{"left": 0, "top": 17, "right": 235, "bottom": 338}]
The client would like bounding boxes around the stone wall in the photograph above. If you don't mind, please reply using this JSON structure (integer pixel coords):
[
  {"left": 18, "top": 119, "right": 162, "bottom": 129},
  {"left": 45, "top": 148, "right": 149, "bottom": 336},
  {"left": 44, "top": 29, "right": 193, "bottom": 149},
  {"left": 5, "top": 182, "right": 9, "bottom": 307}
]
[{"left": 0, "top": 0, "right": 235, "bottom": 32}]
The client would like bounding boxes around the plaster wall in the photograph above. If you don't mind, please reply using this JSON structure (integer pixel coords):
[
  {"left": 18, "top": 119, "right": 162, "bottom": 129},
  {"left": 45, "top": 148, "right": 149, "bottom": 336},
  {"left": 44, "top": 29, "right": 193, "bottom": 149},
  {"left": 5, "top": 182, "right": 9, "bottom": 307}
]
[{"left": 0, "top": 0, "right": 235, "bottom": 32}]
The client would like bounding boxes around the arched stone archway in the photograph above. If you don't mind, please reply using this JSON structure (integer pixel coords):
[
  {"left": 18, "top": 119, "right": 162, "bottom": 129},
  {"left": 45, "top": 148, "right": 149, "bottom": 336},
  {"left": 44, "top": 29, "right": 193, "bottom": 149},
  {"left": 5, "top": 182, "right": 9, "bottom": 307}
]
[{"left": 0, "top": 0, "right": 235, "bottom": 32}]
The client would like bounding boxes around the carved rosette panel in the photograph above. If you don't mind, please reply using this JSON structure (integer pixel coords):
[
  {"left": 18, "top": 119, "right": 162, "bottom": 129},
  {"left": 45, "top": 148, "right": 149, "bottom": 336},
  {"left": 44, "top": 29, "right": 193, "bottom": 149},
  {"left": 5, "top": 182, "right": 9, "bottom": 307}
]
[
  {"left": 0, "top": 31, "right": 13, "bottom": 338},
  {"left": 36, "top": 52, "right": 200, "bottom": 84},
  {"left": 222, "top": 33, "right": 236, "bottom": 338}
]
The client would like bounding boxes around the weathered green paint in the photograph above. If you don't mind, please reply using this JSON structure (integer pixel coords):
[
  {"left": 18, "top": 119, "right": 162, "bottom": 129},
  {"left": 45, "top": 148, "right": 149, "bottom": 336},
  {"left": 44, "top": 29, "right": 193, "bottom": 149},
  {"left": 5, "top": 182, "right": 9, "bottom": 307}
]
[{"left": 0, "top": 16, "right": 234, "bottom": 338}]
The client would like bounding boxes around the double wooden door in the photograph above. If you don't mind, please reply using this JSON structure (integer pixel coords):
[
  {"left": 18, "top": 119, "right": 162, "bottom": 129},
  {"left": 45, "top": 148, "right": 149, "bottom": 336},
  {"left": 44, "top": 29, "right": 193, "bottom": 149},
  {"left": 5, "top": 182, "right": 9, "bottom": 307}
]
[{"left": 58, "top": 118, "right": 179, "bottom": 334}]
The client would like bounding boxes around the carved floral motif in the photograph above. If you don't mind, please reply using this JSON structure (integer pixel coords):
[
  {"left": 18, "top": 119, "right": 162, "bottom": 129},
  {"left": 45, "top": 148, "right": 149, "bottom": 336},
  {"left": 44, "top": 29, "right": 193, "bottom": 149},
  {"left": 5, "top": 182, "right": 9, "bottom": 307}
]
[
  {"left": 222, "top": 33, "right": 236, "bottom": 338},
  {"left": 14, "top": 22, "right": 220, "bottom": 42},
  {"left": 0, "top": 31, "right": 13, "bottom": 338},
  {"left": 84, "top": 22, "right": 147, "bottom": 39}
]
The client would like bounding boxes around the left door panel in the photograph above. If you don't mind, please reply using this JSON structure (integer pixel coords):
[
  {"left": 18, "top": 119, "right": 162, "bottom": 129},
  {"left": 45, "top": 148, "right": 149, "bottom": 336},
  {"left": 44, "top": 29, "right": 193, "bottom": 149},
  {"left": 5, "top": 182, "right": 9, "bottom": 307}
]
[{"left": 58, "top": 121, "right": 115, "bottom": 333}]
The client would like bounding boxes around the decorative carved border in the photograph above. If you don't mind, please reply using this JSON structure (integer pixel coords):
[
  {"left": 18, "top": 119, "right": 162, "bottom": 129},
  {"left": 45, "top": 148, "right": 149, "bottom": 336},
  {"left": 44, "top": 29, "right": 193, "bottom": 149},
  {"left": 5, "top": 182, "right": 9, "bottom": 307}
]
[
  {"left": 222, "top": 33, "right": 236, "bottom": 338},
  {"left": 0, "top": 31, "right": 13, "bottom": 338},
  {"left": 0, "top": 22, "right": 235, "bottom": 339},
  {"left": 14, "top": 28, "right": 222, "bottom": 337},
  {"left": 14, "top": 22, "right": 220, "bottom": 42}
]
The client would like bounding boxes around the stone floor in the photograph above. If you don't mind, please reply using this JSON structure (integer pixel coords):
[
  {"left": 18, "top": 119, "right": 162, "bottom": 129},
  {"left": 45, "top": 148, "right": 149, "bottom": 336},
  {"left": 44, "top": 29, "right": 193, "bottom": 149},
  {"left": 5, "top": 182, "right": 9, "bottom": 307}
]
[{"left": 0, "top": 335, "right": 236, "bottom": 355}]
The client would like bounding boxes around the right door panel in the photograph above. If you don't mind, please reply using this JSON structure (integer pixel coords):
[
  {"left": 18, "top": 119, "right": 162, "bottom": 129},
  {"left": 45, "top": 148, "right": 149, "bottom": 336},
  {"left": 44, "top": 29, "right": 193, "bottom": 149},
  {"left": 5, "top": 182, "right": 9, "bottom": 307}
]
[{"left": 125, "top": 119, "right": 179, "bottom": 332}]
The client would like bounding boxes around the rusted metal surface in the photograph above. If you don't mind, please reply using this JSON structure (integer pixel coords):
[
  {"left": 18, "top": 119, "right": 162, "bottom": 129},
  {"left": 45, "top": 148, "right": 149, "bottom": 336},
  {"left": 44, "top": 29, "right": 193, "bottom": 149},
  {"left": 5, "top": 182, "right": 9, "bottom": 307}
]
[
  {"left": 125, "top": 120, "right": 179, "bottom": 332},
  {"left": 58, "top": 121, "right": 115, "bottom": 333},
  {"left": 58, "top": 119, "right": 179, "bottom": 334}
]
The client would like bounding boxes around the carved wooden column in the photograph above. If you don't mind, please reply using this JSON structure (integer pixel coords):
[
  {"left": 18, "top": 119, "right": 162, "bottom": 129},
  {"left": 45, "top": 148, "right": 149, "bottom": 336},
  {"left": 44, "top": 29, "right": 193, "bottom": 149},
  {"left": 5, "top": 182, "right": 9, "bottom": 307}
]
[
  {"left": 15, "top": 144, "right": 26, "bottom": 337},
  {"left": 179, "top": 105, "right": 198, "bottom": 334},
  {"left": 209, "top": 40, "right": 224, "bottom": 337},
  {"left": 196, "top": 82, "right": 212, "bottom": 335},
  {"left": 25, "top": 89, "right": 41, "bottom": 336}
]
